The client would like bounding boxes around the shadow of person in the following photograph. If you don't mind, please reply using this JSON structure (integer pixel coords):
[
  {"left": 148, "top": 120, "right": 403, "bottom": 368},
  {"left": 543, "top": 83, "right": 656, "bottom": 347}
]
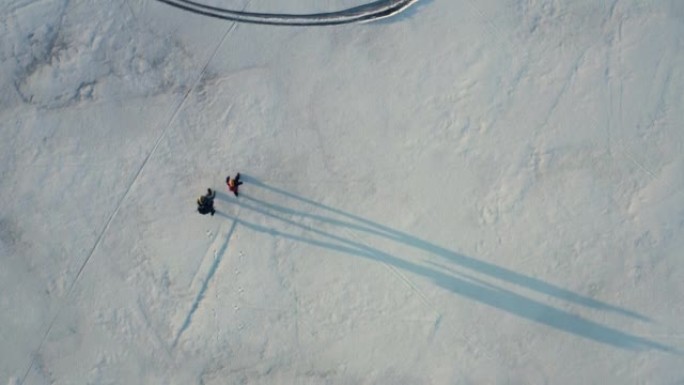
[
  {"left": 213, "top": 202, "right": 676, "bottom": 353},
  {"left": 231, "top": 174, "right": 651, "bottom": 322}
]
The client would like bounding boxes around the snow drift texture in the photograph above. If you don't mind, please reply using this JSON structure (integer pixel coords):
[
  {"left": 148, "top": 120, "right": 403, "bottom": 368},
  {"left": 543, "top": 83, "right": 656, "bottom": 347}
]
[{"left": 1, "top": 0, "right": 683, "bottom": 384}]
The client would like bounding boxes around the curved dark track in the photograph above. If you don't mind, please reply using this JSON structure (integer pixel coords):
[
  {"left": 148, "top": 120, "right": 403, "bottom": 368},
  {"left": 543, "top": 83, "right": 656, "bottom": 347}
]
[{"left": 154, "top": 0, "right": 420, "bottom": 26}]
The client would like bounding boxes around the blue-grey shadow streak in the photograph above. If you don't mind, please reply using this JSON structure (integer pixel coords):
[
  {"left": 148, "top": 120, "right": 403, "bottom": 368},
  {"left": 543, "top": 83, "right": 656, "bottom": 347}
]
[
  {"left": 235, "top": 176, "right": 650, "bottom": 323},
  {"left": 213, "top": 199, "right": 675, "bottom": 352},
  {"left": 172, "top": 220, "right": 238, "bottom": 348}
]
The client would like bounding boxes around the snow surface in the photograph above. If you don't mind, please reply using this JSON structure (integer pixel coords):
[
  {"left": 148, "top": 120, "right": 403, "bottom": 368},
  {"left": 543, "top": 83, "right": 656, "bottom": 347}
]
[{"left": 1, "top": 0, "right": 684, "bottom": 383}]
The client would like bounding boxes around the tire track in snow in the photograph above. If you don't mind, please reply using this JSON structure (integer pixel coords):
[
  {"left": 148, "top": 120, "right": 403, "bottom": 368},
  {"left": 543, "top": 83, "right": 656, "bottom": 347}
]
[
  {"left": 242, "top": 181, "right": 651, "bottom": 321},
  {"left": 154, "top": 0, "right": 420, "bottom": 26}
]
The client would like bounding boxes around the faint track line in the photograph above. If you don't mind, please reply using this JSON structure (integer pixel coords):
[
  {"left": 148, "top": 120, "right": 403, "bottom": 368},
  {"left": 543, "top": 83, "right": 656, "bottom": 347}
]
[
  {"left": 187, "top": 227, "right": 223, "bottom": 289},
  {"left": 341, "top": 225, "right": 442, "bottom": 320},
  {"left": 18, "top": 13, "right": 241, "bottom": 385},
  {"left": 136, "top": 298, "right": 173, "bottom": 360},
  {"left": 1, "top": 0, "right": 49, "bottom": 15},
  {"left": 124, "top": 0, "right": 138, "bottom": 22},
  {"left": 620, "top": 144, "right": 657, "bottom": 179},
  {"left": 464, "top": 0, "right": 505, "bottom": 43},
  {"left": 384, "top": 263, "right": 441, "bottom": 316}
]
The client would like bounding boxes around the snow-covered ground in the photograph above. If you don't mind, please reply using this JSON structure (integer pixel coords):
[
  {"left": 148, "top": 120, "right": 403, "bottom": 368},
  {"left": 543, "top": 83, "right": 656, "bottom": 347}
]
[{"left": 1, "top": 0, "right": 683, "bottom": 383}]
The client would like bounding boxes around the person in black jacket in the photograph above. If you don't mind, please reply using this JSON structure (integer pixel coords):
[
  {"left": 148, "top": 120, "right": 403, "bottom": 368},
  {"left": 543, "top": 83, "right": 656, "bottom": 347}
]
[{"left": 197, "top": 188, "right": 216, "bottom": 216}]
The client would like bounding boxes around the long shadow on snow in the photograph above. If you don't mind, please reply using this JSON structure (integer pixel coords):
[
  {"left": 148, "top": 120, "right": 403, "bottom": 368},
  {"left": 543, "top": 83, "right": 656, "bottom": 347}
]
[
  {"left": 154, "top": 0, "right": 420, "bottom": 26},
  {"left": 212, "top": 177, "right": 673, "bottom": 352},
  {"left": 239, "top": 175, "right": 649, "bottom": 322}
]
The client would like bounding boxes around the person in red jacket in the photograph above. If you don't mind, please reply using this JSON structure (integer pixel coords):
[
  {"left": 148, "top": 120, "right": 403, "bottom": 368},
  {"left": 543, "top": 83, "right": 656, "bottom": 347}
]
[{"left": 226, "top": 173, "right": 243, "bottom": 197}]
